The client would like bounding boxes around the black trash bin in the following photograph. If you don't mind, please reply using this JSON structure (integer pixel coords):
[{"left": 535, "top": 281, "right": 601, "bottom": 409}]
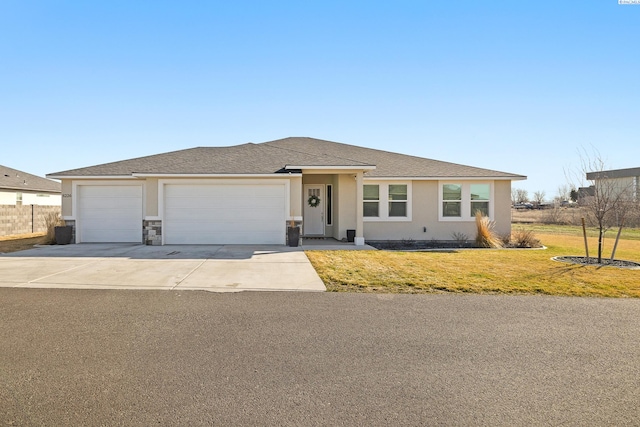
[
  {"left": 54, "top": 225, "right": 73, "bottom": 245},
  {"left": 287, "top": 226, "right": 300, "bottom": 247},
  {"left": 347, "top": 229, "right": 355, "bottom": 243}
]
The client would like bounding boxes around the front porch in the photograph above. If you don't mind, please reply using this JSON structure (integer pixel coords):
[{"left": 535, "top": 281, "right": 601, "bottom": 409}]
[{"left": 295, "top": 168, "right": 370, "bottom": 246}]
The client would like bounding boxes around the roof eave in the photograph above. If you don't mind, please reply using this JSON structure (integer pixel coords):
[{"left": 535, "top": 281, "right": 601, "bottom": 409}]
[
  {"left": 0, "top": 186, "right": 61, "bottom": 193},
  {"left": 132, "top": 173, "right": 303, "bottom": 178},
  {"left": 46, "top": 174, "right": 139, "bottom": 180},
  {"left": 285, "top": 165, "right": 376, "bottom": 171},
  {"left": 365, "top": 175, "right": 527, "bottom": 181}
]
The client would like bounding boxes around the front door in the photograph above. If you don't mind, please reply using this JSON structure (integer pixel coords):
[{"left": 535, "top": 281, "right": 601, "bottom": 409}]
[{"left": 304, "top": 185, "right": 324, "bottom": 235}]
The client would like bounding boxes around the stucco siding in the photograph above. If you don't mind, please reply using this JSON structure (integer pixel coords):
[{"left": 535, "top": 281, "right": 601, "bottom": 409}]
[
  {"left": 337, "top": 174, "right": 356, "bottom": 240},
  {"left": 493, "top": 180, "right": 512, "bottom": 237},
  {"left": 22, "top": 192, "right": 61, "bottom": 206},
  {"left": 145, "top": 178, "right": 159, "bottom": 217},
  {"left": 0, "top": 191, "right": 17, "bottom": 205},
  {"left": 363, "top": 180, "right": 512, "bottom": 241},
  {"left": 61, "top": 180, "right": 73, "bottom": 217},
  {"left": 290, "top": 176, "right": 302, "bottom": 218},
  {"left": 362, "top": 181, "right": 462, "bottom": 241}
]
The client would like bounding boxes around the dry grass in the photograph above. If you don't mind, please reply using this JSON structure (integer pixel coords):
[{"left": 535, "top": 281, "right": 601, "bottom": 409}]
[
  {"left": 44, "top": 212, "right": 65, "bottom": 244},
  {"left": 306, "top": 232, "right": 640, "bottom": 297},
  {"left": 475, "top": 212, "right": 503, "bottom": 248},
  {"left": 0, "top": 233, "right": 47, "bottom": 253},
  {"left": 510, "top": 228, "right": 541, "bottom": 248}
]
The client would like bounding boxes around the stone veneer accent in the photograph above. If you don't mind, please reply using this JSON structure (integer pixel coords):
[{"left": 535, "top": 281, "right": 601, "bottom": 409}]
[
  {"left": 143, "top": 220, "right": 162, "bottom": 245},
  {"left": 64, "top": 219, "right": 76, "bottom": 243}
]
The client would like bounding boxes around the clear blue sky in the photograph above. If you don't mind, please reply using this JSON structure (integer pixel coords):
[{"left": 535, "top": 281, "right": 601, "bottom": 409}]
[{"left": 1, "top": 1, "right": 638, "bottom": 200}]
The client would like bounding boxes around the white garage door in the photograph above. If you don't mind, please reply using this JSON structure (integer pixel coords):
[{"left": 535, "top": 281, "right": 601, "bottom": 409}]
[
  {"left": 78, "top": 185, "right": 143, "bottom": 243},
  {"left": 164, "top": 184, "right": 286, "bottom": 244}
]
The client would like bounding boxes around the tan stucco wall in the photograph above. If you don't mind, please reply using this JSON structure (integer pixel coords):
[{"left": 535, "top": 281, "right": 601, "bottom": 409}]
[
  {"left": 363, "top": 180, "right": 513, "bottom": 241},
  {"left": 290, "top": 176, "right": 302, "bottom": 218},
  {"left": 145, "top": 178, "right": 158, "bottom": 217},
  {"left": 363, "top": 181, "right": 445, "bottom": 241},
  {"left": 61, "top": 180, "right": 73, "bottom": 217},
  {"left": 493, "top": 180, "right": 512, "bottom": 237},
  {"left": 337, "top": 174, "right": 357, "bottom": 240}
]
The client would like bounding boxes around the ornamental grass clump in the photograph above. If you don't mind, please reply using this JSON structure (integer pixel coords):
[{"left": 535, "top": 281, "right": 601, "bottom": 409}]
[
  {"left": 510, "top": 228, "right": 541, "bottom": 248},
  {"left": 44, "top": 212, "right": 65, "bottom": 244},
  {"left": 475, "top": 211, "right": 503, "bottom": 248}
]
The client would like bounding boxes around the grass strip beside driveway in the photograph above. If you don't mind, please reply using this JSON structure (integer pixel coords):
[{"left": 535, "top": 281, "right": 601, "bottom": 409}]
[
  {"left": 0, "top": 233, "right": 47, "bottom": 253},
  {"left": 306, "top": 233, "right": 640, "bottom": 297}
]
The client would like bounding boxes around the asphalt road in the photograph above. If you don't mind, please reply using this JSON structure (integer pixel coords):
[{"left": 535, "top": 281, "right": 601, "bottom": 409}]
[{"left": 1, "top": 289, "right": 639, "bottom": 426}]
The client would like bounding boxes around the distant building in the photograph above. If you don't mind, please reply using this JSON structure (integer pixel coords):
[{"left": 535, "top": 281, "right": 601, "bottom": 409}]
[
  {"left": 585, "top": 167, "right": 639, "bottom": 203},
  {"left": 0, "top": 165, "right": 61, "bottom": 206}
]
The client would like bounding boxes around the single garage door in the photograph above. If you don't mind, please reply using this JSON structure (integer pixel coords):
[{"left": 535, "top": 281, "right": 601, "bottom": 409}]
[
  {"left": 78, "top": 185, "right": 143, "bottom": 243},
  {"left": 164, "top": 184, "right": 286, "bottom": 244}
]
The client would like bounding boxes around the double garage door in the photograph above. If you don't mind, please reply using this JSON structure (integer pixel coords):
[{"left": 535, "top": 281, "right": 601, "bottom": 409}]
[
  {"left": 77, "top": 183, "right": 286, "bottom": 244},
  {"left": 164, "top": 184, "right": 286, "bottom": 244}
]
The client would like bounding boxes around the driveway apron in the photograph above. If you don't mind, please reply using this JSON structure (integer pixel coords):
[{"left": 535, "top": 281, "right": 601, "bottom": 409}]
[{"left": 0, "top": 244, "right": 326, "bottom": 292}]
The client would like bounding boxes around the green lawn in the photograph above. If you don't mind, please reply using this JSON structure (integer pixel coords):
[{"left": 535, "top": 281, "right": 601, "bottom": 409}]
[{"left": 305, "top": 229, "right": 640, "bottom": 297}]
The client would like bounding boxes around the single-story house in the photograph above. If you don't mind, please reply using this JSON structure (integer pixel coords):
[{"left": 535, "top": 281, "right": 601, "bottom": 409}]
[
  {"left": 1, "top": 165, "right": 61, "bottom": 206},
  {"left": 47, "top": 137, "right": 526, "bottom": 245}
]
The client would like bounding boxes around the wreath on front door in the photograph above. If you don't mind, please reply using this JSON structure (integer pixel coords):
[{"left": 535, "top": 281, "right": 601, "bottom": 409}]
[{"left": 307, "top": 194, "right": 321, "bottom": 208}]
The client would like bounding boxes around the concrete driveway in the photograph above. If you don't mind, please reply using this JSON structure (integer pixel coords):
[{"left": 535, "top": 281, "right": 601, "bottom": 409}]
[{"left": 0, "top": 244, "right": 326, "bottom": 292}]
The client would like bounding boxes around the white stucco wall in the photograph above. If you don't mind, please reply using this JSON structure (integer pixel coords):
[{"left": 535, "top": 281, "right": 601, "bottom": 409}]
[
  {"left": 0, "top": 190, "right": 61, "bottom": 206},
  {"left": 0, "top": 191, "right": 16, "bottom": 205},
  {"left": 22, "top": 192, "right": 61, "bottom": 206}
]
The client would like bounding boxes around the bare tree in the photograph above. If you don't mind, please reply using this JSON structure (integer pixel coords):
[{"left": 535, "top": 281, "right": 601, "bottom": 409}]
[
  {"left": 570, "top": 148, "right": 635, "bottom": 263},
  {"left": 555, "top": 184, "right": 570, "bottom": 204},
  {"left": 532, "top": 190, "right": 546, "bottom": 208},
  {"left": 511, "top": 188, "right": 529, "bottom": 204}
]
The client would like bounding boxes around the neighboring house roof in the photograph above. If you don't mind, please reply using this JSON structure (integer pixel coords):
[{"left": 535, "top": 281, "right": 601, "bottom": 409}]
[
  {"left": 586, "top": 167, "right": 640, "bottom": 181},
  {"left": 47, "top": 137, "right": 526, "bottom": 180},
  {"left": 0, "top": 165, "right": 61, "bottom": 193}
]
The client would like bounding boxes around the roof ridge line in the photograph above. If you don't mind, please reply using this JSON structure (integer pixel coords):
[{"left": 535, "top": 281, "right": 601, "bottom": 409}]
[{"left": 262, "top": 139, "right": 373, "bottom": 166}]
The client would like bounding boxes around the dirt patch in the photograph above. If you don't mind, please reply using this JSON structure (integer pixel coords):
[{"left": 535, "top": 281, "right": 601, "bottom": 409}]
[{"left": 0, "top": 233, "right": 48, "bottom": 254}]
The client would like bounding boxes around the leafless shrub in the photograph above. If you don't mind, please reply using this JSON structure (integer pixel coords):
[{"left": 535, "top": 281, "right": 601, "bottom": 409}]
[
  {"left": 451, "top": 231, "right": 468, "bottom": 244},
  {"left": 510, "top": 229, "right": 541, "bottom": 248},
  {"left": 542, "top": 207, "right": 566, "bottom": 224}
]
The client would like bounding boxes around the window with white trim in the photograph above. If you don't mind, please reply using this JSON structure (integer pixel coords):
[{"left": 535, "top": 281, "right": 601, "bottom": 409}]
[
  {"left": 439, "top": 182, "right": 493, "bottom": 221},
  {"left": 388, "top": 184, "right": 407, "bottom": 217},
  {"left": 364, "top": 182, "right": 411, "bottom": 221},
  {"left": 363, "top": 185, "right": 379, "bottom": 217},
  {"left": 442, "top": 184, "right": 462, "bottom": 217},
  {"left": 470, "top": 184, "right": 490, "bottom": 217}
]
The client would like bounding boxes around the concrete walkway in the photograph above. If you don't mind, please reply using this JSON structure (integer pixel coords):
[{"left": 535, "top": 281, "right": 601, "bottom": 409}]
[{"left": 0, "top": 244, "right": 326, "bottom": 292}]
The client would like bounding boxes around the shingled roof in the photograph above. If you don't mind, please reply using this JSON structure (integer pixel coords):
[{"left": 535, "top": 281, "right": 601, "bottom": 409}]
[
  {"left": 1, "top": 165, "right": 61, "bottom": 193},
  {"left": 48, "top": 137, "right": 525, "bottom": 179}
]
